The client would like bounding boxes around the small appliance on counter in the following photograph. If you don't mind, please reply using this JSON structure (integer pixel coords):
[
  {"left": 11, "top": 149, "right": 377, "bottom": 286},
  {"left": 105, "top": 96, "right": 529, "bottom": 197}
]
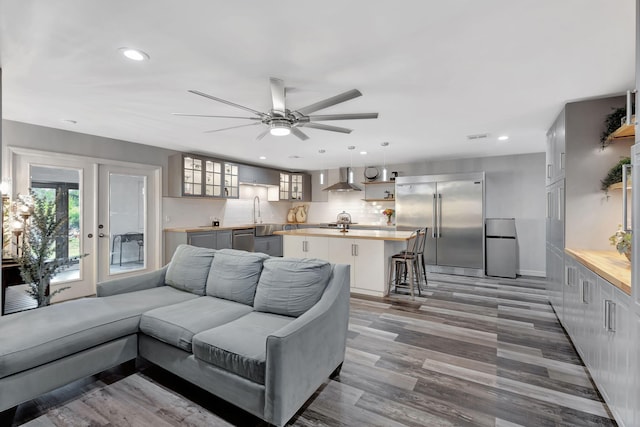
[{"left": 336, "top": 210, "right": 352, "bottom": 233}]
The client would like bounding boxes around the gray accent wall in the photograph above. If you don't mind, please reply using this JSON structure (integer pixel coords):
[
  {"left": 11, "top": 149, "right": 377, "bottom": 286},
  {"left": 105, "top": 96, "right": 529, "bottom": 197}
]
[
  {"left": 2, "top": 120, "right": 179, "bottom": 196},
  {"left": 394, "top": 153, "right": 546, "bottom": 276},
  {"left": 564, "top": 96, "right": 633, "bottom": 250}
]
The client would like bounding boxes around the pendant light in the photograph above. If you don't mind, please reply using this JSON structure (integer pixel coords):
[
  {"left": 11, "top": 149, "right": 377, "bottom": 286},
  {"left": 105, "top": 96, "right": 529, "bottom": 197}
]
[
  {"left": 318, "top": 149, "right": 326, "bottom": 185},
  {"left": 381, "top": 142, "right": 389, "bottom": 181},
  {"left": 348, "top": 146, "right": 355, "bottom": 183}
]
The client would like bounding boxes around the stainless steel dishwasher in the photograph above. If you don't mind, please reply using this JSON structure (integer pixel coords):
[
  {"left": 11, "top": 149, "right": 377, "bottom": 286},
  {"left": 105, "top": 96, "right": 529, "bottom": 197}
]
[{"left": 232, "top": 228, "right": 255, "bottom": 252}]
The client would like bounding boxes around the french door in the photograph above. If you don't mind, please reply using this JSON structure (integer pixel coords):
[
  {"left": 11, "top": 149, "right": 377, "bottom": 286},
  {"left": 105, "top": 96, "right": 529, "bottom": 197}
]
[{"left": 12, "top": 149, "right": 160, "bottom": 302}]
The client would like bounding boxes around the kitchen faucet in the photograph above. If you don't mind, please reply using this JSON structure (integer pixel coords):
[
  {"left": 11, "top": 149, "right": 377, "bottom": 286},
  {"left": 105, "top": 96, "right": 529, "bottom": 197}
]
[{"left": 253, "top": 196, "right": 262, "bottom": 224}]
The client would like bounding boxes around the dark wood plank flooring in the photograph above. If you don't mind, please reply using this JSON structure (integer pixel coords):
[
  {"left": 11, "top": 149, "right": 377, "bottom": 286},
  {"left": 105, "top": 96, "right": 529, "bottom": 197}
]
[{"left": 9, "top": 273, "right": 616, "bottom": 426}]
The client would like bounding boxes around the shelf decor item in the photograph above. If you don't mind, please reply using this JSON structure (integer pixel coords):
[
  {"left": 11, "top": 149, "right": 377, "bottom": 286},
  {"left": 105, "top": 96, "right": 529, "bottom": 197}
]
[
  {"left": 601, "top": 157, "right": 631, "bottom": 193},
  {"left": 382, "top": 208, "right": 395, "bottom": 225},
  {"left": 609, "top": 225, "right": 631, "bottom": 262}
]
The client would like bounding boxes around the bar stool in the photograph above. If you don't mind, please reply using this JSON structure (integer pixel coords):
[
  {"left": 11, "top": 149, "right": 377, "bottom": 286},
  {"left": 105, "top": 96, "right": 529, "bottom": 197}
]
[{"left": 388, "top": 228, "right": 424, "bottom": 299}]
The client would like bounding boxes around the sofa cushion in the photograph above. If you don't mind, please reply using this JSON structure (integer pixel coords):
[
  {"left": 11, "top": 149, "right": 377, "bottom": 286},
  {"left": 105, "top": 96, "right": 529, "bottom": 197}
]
[
  {"left": 253, "top": 258, "right": 331, "bottom": 317},
  {"left": 0, "top": 286, "right": 198, "bottom": 379},
  {"left": 165, "top": 244, "right": 216, "bottom": 295},
  {"left": 192, "top": 312, "right": 294, "bottom": 385},
  {"left": 140, "top": 297, "right": 253, "bottom": 352},
  {"left": 206, "top": 249, "right": 269, "bottom": 305}
]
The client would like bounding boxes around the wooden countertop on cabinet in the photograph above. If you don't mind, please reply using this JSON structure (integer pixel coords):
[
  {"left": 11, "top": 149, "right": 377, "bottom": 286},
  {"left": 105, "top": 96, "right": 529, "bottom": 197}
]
[{"left": 565, "top": 248, "right": 631, "bottom": 295}]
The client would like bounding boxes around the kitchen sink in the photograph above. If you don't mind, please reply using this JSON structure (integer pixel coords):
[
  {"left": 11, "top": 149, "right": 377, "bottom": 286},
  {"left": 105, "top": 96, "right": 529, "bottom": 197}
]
[{"left": 254, "top": 223, "right": 283, "bottom": 236}]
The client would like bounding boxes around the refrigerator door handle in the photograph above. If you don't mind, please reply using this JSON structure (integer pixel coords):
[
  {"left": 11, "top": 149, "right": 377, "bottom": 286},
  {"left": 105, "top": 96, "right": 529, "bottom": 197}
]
[
  {"left": 432, "top": 193, "right": 437, "bottom": 238},
  {"left": 438, "top": 193, "right": 442, "bottom": 238}
]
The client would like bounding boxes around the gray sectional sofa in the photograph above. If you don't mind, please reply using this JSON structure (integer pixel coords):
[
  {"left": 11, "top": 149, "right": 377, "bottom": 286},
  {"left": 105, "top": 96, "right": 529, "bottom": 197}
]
[{"left": 0, "top": 245, "right": 350, "bottom": 426}]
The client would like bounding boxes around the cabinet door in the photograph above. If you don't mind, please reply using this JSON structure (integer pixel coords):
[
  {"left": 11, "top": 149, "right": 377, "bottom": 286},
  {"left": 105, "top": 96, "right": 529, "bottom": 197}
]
[
  {"left": 183, "top": 155, "right": 204, "bottom": 196},
  {"left": 214, "top": 230, "right": 232, "bottom": 249},
  {"left": 352, "top": 239, "right": 385, "bottom": 292},
  {"left": 223, "top": 163, "right": 239, "bottom": 198},
  {"left": 283, "top": 235, "right": 306, "bottom": 258},
  {"left": 305, "top": 236, "right": 329, "bottom": 259},
  {"left": 204, "top": 159, "right": 223, "bottom": 197},
  {"left": 610, "top": 288, "right": 631, "bottom": 424},
  {"left": 596, "top": 278, "right": 613, "bottom": 401},
  {"left": 328, "top": 239, "right": 356, "bottom": 288},
  {"left": 187, "top": 232, "right": 216, "bottom": 249}
]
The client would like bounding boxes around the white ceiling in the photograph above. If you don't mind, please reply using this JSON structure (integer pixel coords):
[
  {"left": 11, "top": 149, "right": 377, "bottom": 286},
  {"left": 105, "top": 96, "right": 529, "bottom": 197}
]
[{"left": 0, "top": 1, "right": 636, "bottom": 171}]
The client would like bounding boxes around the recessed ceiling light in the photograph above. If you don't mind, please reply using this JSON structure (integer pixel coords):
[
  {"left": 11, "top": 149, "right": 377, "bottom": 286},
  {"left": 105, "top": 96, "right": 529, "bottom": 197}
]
[
  {"left": 119, "top": 47, "right": 150, "bottom": 61},
  {"left": 498, "top": 135, "right": 509, "bottom": 141},
  {"left": 259, "top": 156, "right": 266, "bottom": 160},
  {"left": 360, "top": 151, "right": 367, "bottom": 155},
  {"left": 61, "top": 119, "right": 77, "bottom": 124}
]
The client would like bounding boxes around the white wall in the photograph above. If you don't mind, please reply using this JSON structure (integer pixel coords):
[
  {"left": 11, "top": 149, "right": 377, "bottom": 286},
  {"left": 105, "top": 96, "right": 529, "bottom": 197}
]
[{"left": 163, "top": 184, "right": 292, "bottom": 228}]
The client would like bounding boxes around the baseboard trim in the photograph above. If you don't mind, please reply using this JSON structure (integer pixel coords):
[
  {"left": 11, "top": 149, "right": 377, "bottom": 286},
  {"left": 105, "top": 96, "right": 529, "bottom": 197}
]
[{"left": 518, "top": 269, "right": 545, "bottom": 277}]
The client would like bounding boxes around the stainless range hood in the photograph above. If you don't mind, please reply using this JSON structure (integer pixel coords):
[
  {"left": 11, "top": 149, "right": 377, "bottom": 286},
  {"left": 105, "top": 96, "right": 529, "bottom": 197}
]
[{"left": 323, "top": 167, "right": 361, "bottom": 192}]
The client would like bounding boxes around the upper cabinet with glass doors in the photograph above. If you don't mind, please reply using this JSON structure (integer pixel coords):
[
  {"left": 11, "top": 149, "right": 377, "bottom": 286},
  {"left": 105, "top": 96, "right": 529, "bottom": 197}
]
[
  {"left": 279, "top": 172, "right": 311, "bottom": 201},
  {"left": 169, "top": 153, "right": 239, "bottom": 198}
]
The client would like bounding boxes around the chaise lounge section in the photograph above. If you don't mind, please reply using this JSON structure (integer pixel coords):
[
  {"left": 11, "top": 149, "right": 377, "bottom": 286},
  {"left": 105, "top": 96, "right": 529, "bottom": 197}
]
[{"left": 0, "top": 245, "right": 350, "bottom": 426}]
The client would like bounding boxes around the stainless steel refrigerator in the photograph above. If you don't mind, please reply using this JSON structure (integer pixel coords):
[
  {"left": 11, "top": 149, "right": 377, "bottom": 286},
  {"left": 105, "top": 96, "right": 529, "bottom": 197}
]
[{"left": 395, "top": 173, "right": 485, "bottom": 276}]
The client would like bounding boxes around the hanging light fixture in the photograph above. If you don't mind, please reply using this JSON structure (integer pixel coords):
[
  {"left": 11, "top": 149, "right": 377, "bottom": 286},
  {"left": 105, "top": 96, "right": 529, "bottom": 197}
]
[
  {"left": 318, "top": 149, "right": 326, "bottom": 185},
  {"left": 348, "top": 146, "right": 355, "bottom": 184},
  {"left": 381, "top": 142, "right": 389, "bottom": 181}
]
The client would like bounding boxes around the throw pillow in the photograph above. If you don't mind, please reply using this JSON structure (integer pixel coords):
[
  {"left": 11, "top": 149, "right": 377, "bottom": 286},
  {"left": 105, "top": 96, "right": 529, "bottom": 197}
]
[
  {"left": 165, "top": 244, "right": 216, "bottom": 295},
  {"left": 254, "top": 258, "right": 331, "bottom": 317},
  {"left": 206, "top": 249, "right": 269, "bottom": 305}
]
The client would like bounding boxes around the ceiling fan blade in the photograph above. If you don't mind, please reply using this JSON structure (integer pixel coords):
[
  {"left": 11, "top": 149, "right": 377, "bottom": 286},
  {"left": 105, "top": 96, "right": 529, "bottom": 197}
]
[
  {"left": 203, "top": 122, "right": 261, "bottom": 133},
  {"left": 307, "top": 113, "right": 379, "bottom": 121},
  {"left": 172, "top": 113, "right": 261, "bottom": 120},
  {"left": 299, "top": 122, "right": 352, "bottom": 134},
  {"left": 295, "top": 89, "right": 362, "bottom": 116},
  {"left": 188, "top": 90, "right": 267, "bottom": 118},
  {"left": 290, "top": 127, "right": 309, "bottom": 141},
  {"left": 270, "top": 77, "right": 286, "bottom": 115},
  {"left": 256, "top": 128, "right": 270, "bottom": 141}
]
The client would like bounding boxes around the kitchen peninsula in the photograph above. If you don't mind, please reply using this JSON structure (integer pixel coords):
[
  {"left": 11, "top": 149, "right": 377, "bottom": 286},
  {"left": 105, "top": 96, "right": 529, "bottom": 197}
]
[{"left": 274, "top": 227, "right": 414, "bottom": 297}]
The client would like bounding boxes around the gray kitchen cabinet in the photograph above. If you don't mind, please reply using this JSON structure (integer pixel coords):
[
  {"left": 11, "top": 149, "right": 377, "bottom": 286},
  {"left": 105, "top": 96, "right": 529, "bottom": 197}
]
[
  {"left": 279, "top": 172, "right": 311, "bottom": 201},
  {"left": 254, "top": 235, "right": 282, "bottom": 257},
  {"left": 168, "top": 153, "right": 239, "bottom": 198},
  {"left": 546, "top": 112, "right": 566, "bottom": 186},
  {"left": 238, "top": 164, "right": 279, "bottom": 186},
  {"left": 164, "top": 229, "right": 232, "bottom": 263},
  {"left": 559, "top": 256, "right": 635, "bottom": 427}
]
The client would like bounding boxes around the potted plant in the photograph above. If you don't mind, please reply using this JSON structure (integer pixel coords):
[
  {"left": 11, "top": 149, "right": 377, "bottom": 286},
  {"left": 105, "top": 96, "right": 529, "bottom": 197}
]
[
  {"left": 609, "top": 225, "right": 631, "bottom": 261},
  {"left": 601, "top": 157, "right": 631, "bottom": 194},
  {"left": 13, "top": 191, "right": 83, "bottom": 307}
]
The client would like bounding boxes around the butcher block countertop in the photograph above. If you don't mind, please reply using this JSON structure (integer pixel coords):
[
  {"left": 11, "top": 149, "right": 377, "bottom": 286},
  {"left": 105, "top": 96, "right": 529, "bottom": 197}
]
[
  {"left": 565, "top": 248, "right": 631, "bottom": 295},
  {"left": 274, "top": 227, "right": 414, "bottom": 242}
]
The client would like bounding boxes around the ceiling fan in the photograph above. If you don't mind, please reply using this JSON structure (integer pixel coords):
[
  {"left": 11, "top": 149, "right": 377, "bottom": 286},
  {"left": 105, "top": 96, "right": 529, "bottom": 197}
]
[{"left": 172, "top": 77, "right": 378, "bottom": 141}]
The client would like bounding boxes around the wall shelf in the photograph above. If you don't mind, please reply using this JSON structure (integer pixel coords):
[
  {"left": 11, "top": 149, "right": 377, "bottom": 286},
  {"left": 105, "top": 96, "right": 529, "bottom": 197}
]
[
  {"left": 607, "top": 181, "right": 632, "bottom": 191},
  {"left": 362, "top": 198, "right": 395, "bottom": 202},
  {"left": 604, "top": 115, "right": 635, "bottom": 145},
  {"left": 361, "top": 180, "right": 395, "bottom": 185}
]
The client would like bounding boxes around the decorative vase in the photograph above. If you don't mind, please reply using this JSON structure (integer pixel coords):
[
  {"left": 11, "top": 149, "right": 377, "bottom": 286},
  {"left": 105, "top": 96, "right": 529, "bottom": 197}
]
[
  {"left": 624, "top": 250, "right": 631, "bottom": 262},
  {"left": 386, "top": 215, "right": 392, "bottom": 226}
]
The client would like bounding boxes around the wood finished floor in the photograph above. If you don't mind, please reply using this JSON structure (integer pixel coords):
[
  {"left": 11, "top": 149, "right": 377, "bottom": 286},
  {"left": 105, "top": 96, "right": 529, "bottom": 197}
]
[{"left": 9, "top": 273, "right": 617, "bottom": 426}]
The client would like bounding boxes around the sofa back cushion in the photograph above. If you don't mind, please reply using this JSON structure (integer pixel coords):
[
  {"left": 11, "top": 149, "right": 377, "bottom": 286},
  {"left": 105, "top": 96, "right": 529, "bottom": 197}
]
[
  {"left": 165, "top": 244, "right": 216, "bottom": 295},
  {"left": 206, "top": 249, "right": 269, "bottom": 305},
  {"left": 253, "top": 258, "right": 332, "bottom": 317}
]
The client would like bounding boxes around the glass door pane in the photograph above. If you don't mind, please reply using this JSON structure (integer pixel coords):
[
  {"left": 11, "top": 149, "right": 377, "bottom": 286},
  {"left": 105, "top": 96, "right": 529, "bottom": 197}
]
[
  {"left": 30, "top": 166, "right": 82, "bottom": 284},
  {"left": 108, "top": 173, "right": 146, "bottom": 275}
]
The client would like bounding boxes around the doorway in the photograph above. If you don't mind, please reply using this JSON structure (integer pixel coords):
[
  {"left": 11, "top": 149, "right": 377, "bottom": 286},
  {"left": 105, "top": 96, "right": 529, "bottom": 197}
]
[{"left": 9, "top": 149, "right": 161, "bottom": 302}]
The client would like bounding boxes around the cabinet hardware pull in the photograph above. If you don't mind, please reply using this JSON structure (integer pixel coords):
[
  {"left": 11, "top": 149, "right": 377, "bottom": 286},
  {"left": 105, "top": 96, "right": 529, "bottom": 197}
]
[
  {"left": 608, "top": 301, "right": 616, "bottom": 333},
  {"left": 603, "top": 300, "right": 609, "bottom": 330},
  {"left": 438, "top": 193, "right": 442, "bottom": 238}
]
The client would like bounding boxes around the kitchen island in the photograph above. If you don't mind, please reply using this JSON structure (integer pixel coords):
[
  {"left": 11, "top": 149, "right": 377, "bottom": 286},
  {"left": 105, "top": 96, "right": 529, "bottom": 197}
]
[{"left": 274, "top": 227, "right": 414, "bottom": 297}]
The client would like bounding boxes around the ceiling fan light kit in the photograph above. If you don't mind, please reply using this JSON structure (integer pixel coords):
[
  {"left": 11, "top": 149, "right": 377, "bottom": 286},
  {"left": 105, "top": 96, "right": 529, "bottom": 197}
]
[{"left": 175, "top": 77, "right": 379, "bottom": 140}]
